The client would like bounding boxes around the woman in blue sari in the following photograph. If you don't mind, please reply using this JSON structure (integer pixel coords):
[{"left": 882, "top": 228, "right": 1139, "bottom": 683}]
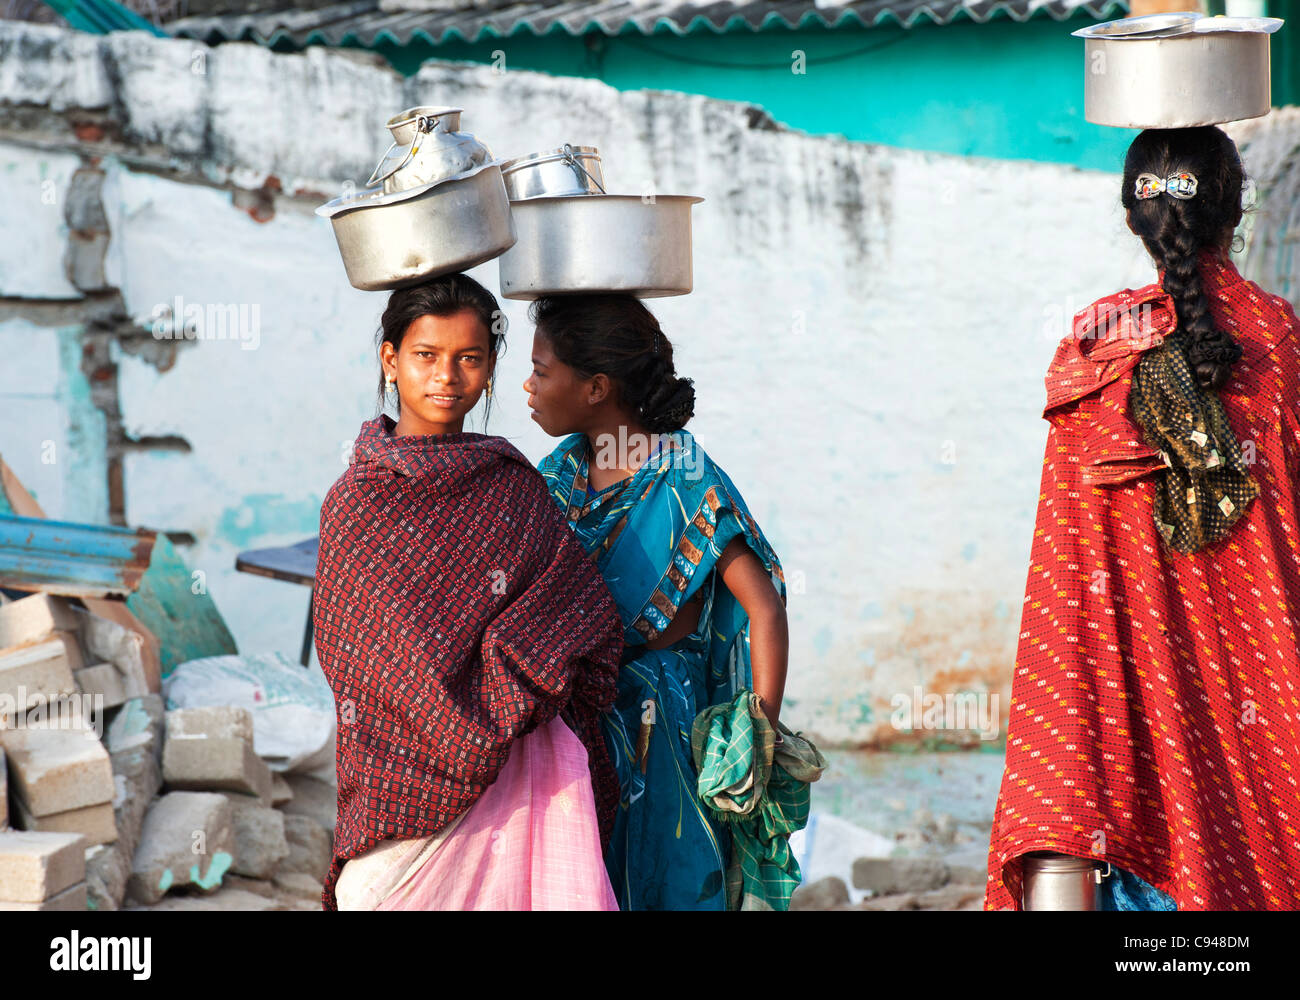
[{"left": 522, "top": 294, "right": 791, "bottom": 910}]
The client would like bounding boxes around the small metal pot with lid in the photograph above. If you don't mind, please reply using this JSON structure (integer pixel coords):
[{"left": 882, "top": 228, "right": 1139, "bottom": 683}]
[
  {"left": 501, "top": 144, "right": 606, "bottom": 201},
  {"left": 366, "top": 106, "right": 493, "bottom": 195},
  {"left": 1074, "top": 13, "right": 1284, "bottom": 129}
]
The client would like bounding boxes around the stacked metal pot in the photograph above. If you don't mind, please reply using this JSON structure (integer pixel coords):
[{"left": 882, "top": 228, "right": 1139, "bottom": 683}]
[
  {"left": 318, "top": 113, "right": 702, "bottom": 299},
  {"left": 1073, "top": 12, "right": 1283, "bottom": 129}
]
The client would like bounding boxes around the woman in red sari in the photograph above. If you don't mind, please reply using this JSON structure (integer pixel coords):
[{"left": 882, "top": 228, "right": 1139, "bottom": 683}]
[{"left": 986, "top": 126, "right": 1300, "bottom": 910}]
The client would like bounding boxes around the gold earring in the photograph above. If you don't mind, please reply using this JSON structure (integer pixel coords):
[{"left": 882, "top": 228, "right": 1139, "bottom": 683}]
[
  {"left": 385, "top": 375, "right": 395, "bottom": 391},
  {"left": 486, "top": 378, "right": 494, "bottom": 399}
]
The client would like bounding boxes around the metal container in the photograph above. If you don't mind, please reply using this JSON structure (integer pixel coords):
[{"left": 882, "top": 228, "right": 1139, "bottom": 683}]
[
  {"left": 498, "top": 193, "right": 703, "bottom": 300},
  {"left": 1074, "top": 14, "right": 1283, "bottom": 129},
  {"left": 1021, "top": 852, "right": 1107, "bottom": 910},
  {"left": 501, "top": 145, "right": 605, "bottom": 201},
  {"left": 366, "top": 106, "right": 492, "bottom": 195},
  {"left": 316, "top": 161, "right": 517, "bottom": 292}
]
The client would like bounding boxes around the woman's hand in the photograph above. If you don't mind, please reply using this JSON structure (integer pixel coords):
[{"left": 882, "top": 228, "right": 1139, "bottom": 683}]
[{"left": 717, "top": 535, "right": 789, "bottom": 731}]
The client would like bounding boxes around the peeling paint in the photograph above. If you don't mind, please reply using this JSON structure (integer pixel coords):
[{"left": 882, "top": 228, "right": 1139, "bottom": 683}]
[{"left": 189, "top": 851, "right": 233, "bottom": 890}]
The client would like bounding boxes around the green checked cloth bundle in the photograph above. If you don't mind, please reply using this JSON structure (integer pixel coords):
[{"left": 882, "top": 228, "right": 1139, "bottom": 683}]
[{"left": 691, "top": 690, "right": 827, "bottom": 911}]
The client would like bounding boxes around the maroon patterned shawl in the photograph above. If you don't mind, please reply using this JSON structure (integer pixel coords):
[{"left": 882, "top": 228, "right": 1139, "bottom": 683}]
[{"left": 313, "top": 415, "right": 622, "bottom": 910}]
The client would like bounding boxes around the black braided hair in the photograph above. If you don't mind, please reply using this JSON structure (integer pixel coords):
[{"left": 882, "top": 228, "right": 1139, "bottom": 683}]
[
  {"left": 528, "top": 295, "right": 696, "bottom": 433},
  {"left": 1121, "top": 127, "right": 1246, "bottom": 390}
]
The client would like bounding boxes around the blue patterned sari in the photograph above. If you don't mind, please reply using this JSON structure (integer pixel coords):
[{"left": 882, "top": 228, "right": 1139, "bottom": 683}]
[{"left": 538, "top": 429, "right": 785, "bottom": 910}]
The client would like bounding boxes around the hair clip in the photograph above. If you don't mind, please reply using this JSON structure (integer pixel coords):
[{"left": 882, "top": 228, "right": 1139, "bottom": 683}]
[{"left": 1135, "top": 171, "right": 1198, "bottom": 201}]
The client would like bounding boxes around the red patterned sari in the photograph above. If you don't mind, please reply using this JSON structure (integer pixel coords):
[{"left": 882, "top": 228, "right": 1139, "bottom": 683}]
[{"left": 987, "top": 252, "right": 1300, "bottom": 910}]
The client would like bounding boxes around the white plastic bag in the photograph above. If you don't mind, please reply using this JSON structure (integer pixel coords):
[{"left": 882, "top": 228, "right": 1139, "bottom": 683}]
[{"left": 163, "top": 652, "right": 335, "bottom": 777}]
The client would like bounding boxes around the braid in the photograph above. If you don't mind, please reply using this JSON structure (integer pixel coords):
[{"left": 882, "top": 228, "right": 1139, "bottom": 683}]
[{"left": 1121, "top": 127, "right": 1246, "bottom": 391}]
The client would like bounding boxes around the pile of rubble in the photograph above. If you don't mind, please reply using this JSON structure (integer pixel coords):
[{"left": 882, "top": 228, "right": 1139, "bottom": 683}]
[
  {"left": 791, "top": 857, "right": 987, "bottom": 911},
  {"left": 0, "top": 594, "right": 333, "bottom": 912}
]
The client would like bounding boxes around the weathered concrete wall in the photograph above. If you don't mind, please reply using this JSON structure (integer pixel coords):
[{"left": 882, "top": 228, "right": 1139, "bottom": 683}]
[{"left": 0, "top": 23, "right": 1201, "bottom": 746}]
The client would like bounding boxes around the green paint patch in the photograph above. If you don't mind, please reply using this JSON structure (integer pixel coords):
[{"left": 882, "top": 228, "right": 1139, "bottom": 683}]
[
  {"left": 158, "top": 868, "right": 174, "bottom": 892},
  {"left": 190, "top": 851, "right": 234, "bottom": 890},
  {"left": 126, "top": 532, "right": 237, "bottom": 678},
  {"left": 114, "top": 698, "right": 152, "bottom": 738},
  {"left": 216, "top": 493, "right": 322, "bottom": 549}
]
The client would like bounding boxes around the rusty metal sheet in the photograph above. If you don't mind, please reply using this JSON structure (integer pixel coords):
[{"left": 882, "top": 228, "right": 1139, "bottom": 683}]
[{"left": 0, "top": 513, "right": 156, "bottom": 598}]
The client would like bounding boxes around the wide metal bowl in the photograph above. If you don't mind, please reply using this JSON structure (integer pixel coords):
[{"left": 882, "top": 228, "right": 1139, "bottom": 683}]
[
  {"left": 497, "top": 193, "right": 703, "bottom": 300},
  {"left": 1074, "top": 14, "right": 1283, "bottom": 129},
  {"left": 317, "top": 161, "right": 517, "bottom": 292}
]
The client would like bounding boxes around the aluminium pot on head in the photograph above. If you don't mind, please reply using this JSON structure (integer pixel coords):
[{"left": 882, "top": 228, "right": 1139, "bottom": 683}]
[
  {"left": 316, "top": 160, "right": 516, "bottom": 292},
  {"left": 497, "top": 193, "right": 704, "bottom": 300},
  {"left": 1073, "top": 13, "right": 1284, "bottom": 129}
]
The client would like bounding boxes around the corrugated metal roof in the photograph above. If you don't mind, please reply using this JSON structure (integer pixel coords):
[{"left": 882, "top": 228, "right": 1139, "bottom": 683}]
[
  {"left": 0, "top": 513, "right": 155, "bottom": 598},
  {"left": 169, "top": 0, "right": 1128, "bottom": 48}
]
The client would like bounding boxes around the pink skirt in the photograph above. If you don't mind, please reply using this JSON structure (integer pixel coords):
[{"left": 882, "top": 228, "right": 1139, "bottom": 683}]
[{"left": 336, "top": 715, "right": 618, "bottom": 911}]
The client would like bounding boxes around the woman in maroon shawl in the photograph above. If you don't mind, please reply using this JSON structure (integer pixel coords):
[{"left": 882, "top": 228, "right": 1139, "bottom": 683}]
[
  {"left": 312, "top": 273, "right": 624, "bottom": 911},
  {"left": 987, "top": 127, "right": 1300, "bottom": 910}
]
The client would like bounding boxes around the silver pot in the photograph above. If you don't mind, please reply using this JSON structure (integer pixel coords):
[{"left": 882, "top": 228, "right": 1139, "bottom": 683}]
[
  {"left": 501, "top": 145, "right": 605, "bottom": 201},
  {"left": 366, "top": 106, "right": 493, "bottom": 195},
  {"left": 1021, "top": 852, "right": 1107, "bottom": 910},
  {"left": 1074, "top": 14, "right": 1284, "bottom": 129},
  {"left": 497, "top": 193, "right": 703, "bottom": 300},
  {"left": 317, "top": 161, "right": 517, "bottom": 292}
]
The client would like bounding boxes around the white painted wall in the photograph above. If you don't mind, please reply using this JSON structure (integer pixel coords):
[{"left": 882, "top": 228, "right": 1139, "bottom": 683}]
[{"left": 0, "top": 24, "right": 1207, "bottom": 744}]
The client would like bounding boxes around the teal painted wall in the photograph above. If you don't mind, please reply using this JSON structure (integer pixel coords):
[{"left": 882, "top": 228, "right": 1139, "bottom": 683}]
[{"left": 342, "top": 16, "right": 1134, "bottom": 171}]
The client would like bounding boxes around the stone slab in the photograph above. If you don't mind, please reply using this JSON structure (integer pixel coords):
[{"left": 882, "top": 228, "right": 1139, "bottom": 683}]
[
  {"left": 0, "top": 723, "right": 114, "bottom": 816},
  {"left": 85, "top": 842, "right": 129, "bottom": 911},
  {"left": 164, "top": 735, "right": 271, "bottom": 800},
  {"left": 126, "top": 791, "right": 234, "bottom": 906},
  {"left": 12, "top": 793, "right": 117, "bottom": 847},
  {"left": 74, "top": 662, "right": 127, "bottom": 709},
  {"left": 0, "top": 880, "right": 88, "bottom": 911},
  {"left": 0, "top": 636, "right": 78, "bottom": 722},
  {"left": 0, "top": 830, "right": 86, "bottom": 902},
  {"left": 0, "top": 594, "right": 80, "bottom": 649}
]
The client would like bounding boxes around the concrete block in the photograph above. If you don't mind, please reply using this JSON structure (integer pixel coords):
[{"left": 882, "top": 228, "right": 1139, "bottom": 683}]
[
  {"left": 789, "top": 875, "right": 851, "bottom": 911},
  {"left": 272, "top": 870, "right": 323, "bottom": 901},
  {"left": 225, "top": 796, "right": 289, "bottom": 879},
  {"left": 105, "top": 694, "right": 164, "bottom": 768},
  {"left": 0, "top": 636, "right": 78, "bottom": 722},
  {"left": 852, "top": 856, "right": 950, "bottom": 895},
  {"left": 126, "top": 791, "right": 234, "bottom": 906},
  {"left": 166, "top": 705, "right": 254, "bottom": 745},
  {"left": 0, "top": 881, "right": 88, "bottom": 911},
  {"left": 74, "top": 663, "right": 127, "bottom": 709},
  {"left": 85, "top": 842, "right": 130, "bottom": 911},
  {"left": 164, "top": 736, "right": 272, "bottom": 800},
  {"left": 0, "top": 830, "right": 86, "bottom": 902},
  {"left": 220, "top": 783, "right": 270, "bottom": 810},
  {"left": 110, "top": 743, "right": 163, "bottom": 860},
  {"left": 71, "top": 608, "right": 150, "bottom": 700},
  {"left": 0, "top": 594, "right": 80, "bottom": 649},
  {"left": 280, "top": 773, "right": 337, "bottom": 834},
  {"left": 0, "top": 724, "right": 114, "bottom": 816},
  {"left": 124, "top": 886, "right": 291, "bottom": 912},
  {"left": 270, "top": 771, "right": 292, "bottom": 807},
  {"left": 12, "top": 793, "right": 117, "bottom": 847},
  {"left": 52, "top": 631, "right": 85, "bottom": 671},
  {"left": 280, "top": 813, "right": 331, "bottom": 881}
]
